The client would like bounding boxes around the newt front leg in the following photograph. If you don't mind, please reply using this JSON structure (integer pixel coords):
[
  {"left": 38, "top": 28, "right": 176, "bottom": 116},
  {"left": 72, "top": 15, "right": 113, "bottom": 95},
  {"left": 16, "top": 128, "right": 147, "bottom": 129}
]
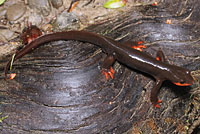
[
  {"left": 151, "top": 79, "right": 163, "bottom": 108},
  {"left": 101, "top": 54, "right": 116, "bottom": 80}
]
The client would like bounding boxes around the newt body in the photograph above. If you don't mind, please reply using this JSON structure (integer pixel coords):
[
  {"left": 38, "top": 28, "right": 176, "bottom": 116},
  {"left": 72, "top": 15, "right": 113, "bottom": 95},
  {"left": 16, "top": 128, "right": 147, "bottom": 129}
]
[{"left": 5, "top": 31, "right": 194, "bottom": 108}]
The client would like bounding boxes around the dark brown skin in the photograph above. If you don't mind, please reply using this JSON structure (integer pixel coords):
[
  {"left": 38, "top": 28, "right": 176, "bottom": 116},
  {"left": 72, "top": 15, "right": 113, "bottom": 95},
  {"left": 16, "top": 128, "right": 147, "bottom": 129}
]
[{"left": 4, "top": 31, "right": 194, "bottom": 108}]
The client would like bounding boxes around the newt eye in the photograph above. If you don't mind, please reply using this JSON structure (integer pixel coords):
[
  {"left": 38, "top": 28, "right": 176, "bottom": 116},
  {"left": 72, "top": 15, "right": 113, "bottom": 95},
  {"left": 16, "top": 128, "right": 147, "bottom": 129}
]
[
  {"left": 179, "top": 80, "right": 186, "bottom": 84},
  {"left": 180, "top": 81, "right": 185, "bottom": 84}
]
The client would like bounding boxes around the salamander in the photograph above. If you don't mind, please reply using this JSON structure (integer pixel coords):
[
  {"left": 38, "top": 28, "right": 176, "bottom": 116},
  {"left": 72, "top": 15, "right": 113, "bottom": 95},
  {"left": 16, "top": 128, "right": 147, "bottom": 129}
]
[{"left": 4, "top": 30, "right": 194, "bottom": 108}]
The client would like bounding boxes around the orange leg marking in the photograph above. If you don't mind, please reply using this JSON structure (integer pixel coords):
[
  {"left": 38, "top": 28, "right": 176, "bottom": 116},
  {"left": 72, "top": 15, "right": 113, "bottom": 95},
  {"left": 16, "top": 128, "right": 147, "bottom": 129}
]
[
  {"left": 108, "top": 72, "right": 113, "bottom": 79},
  {"left": 102, "top": 71, "right": 109, "bottom": 80},
  {"left": 102, "top": 67, "right": 115, "bottom": 80},
  {"left": 153, "top": 100, "right": 162, "bottom": 108},
  {"left": 132, "top": 45, "right": 146, "bottom": 51},
  {"left": 156, "top": 57, "right": 160, "bottom": 61},
  {"left": 110, "top": 67, "right": 115, "bottom": 74},
  {"left": 137, "top": 41, "right": 144, "bottom": 45}
]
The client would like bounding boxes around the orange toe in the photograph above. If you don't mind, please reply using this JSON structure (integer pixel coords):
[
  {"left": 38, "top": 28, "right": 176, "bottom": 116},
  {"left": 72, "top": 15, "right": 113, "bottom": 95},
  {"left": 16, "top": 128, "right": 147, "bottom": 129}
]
[
  {"left": 110, "top": 67, "right": 115, "bottom": 74},
  {"left": 108, "top": 72, "right": 113, "bottom": 79},
  {"left": 132, "top": 45, "right": 146, "bottom": 51}
]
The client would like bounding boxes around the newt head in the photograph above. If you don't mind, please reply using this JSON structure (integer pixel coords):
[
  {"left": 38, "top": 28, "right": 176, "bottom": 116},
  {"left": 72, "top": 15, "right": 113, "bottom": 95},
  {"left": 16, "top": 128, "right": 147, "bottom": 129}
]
[
  {"left": 173, "top": 70, "right": 194, "bottom": 86},
  {"left": 164, "top": 66, "right": 194, "bottom": 86}
]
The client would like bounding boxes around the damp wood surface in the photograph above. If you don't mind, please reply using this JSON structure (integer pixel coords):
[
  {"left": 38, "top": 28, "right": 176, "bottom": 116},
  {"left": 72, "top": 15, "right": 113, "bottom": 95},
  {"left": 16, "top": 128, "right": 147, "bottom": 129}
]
[{"left": 0, "top": 0, "right": 200, "bottom": 134}]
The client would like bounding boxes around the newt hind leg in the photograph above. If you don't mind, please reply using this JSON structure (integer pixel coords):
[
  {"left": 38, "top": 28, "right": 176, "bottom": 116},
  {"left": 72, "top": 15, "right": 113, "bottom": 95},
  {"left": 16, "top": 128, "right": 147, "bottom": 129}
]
[
  {"left": 101, "top": 54, "right": 116, "bottom": 80},
  {"left": 156, "top": 49, "right": 166, "bottom": 62},
  {"left": 150, "top": 79, "right": 163, "bottom": 108}
]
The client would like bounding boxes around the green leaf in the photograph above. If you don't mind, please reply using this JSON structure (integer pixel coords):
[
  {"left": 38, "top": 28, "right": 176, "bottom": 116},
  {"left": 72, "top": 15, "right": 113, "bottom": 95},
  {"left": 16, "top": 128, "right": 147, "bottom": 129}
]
[
  {"left": 0, "top": 113, "right": 8, "bottom": 123},
  {"left": 0, "top": 0, "right": 6, "bottom": 5},
  {"left": 10, "top": 53, "right": 16, "bottom": 71},
  {"left": 104, "top": 0, "right": 126, "bottom": 9}
]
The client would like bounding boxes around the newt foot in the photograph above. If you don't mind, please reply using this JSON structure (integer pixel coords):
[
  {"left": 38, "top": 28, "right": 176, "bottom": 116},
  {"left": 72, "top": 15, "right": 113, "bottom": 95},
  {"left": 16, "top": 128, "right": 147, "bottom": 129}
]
[
  {"left": 153, "top": 100, "right": 162, "bottom": 108},
  {"left": 102, "top": 67, "right": 115, "bottom": 80},
  {"left": 131, "top": 41, "right": 146, "bottom": 51}
]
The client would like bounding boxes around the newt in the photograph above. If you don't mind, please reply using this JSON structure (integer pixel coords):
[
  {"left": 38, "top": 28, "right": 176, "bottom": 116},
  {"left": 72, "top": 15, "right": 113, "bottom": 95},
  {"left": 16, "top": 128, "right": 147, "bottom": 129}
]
[{"left": 4, "top": 30, "right": 194, "bottom": 108}]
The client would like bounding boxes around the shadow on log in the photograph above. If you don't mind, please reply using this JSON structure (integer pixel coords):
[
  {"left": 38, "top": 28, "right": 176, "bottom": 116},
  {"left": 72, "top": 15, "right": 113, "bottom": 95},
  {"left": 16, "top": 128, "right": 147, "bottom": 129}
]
[{"left": 0, "top": 0, "right": 200, "bottom": 133}]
